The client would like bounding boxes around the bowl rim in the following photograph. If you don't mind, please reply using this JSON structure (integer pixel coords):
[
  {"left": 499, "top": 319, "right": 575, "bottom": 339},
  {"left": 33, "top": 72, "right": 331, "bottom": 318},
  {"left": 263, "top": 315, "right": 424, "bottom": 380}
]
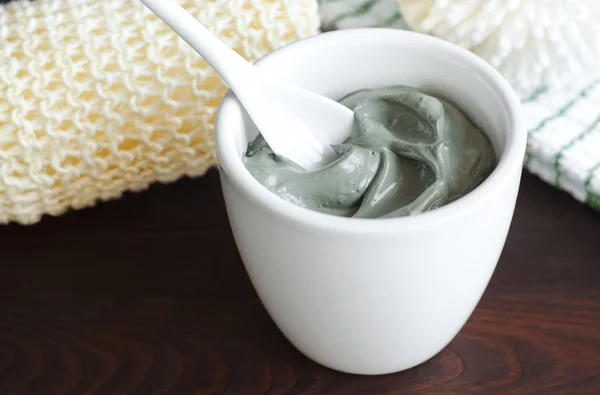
[{"left": 215, "top": 28, "right": 527, "bottom": 234}]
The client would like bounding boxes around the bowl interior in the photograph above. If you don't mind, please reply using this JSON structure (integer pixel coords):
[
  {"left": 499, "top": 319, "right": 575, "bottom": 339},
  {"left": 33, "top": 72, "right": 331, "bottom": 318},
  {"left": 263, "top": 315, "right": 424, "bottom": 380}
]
[
  {"left": 225, "top": 29, "right": 512, "bottom": 161},
  {"left": 215, "top": 29, "right": 525, "bottom": 230}
]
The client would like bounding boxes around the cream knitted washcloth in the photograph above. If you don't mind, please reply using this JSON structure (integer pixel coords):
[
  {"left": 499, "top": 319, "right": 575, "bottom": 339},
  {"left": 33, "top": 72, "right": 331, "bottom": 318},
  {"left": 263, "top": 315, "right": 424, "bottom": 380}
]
[{"left": 0, "top": 0, "right": 320, "bottom": 224}]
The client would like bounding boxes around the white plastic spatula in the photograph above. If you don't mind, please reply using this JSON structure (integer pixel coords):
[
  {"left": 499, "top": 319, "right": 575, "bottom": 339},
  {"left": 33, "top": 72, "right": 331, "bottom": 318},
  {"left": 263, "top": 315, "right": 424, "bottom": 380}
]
[{"left": 141, "top": 0, "right": 354, "bottom": 171}]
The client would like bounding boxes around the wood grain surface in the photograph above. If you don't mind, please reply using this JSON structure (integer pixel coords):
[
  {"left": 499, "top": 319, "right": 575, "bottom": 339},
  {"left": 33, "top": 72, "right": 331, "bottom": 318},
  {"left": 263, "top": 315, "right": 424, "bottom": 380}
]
[{"left": 0, "top": 170, "right": 599, "bottom": 394}]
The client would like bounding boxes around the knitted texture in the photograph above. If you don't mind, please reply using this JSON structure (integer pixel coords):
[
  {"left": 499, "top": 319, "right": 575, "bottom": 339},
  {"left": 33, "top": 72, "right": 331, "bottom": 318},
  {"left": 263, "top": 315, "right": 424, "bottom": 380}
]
[
  {"left": 397, "top": 0, "right": 600, "bottom": 94},
  {"left": 0, "top": 0, "right": 320, "bottom": 224}
]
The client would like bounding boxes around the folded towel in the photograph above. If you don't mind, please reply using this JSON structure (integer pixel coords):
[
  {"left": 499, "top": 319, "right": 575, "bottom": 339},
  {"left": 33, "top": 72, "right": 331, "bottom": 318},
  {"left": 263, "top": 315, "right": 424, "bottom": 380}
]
[
  {"left": 0, "top": 0, "right": 320, "bottom": 224},
  {"left": 319, "top": 0, "right": 600, "bottom": 214},
  {"left": 521, "top": 77, "right": 600, "bottom": 212}
]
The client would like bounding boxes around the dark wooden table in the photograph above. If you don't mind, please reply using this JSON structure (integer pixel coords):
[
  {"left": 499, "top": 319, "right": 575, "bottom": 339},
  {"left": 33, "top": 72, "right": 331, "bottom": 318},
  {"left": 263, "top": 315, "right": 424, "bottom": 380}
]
[{"left": 0, "top": 169, "right": 599, "bottom": 394}]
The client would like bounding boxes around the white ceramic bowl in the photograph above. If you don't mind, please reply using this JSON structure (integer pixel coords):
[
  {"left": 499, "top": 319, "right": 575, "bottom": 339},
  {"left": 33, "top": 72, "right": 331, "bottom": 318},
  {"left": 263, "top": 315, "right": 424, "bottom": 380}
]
[{"left": 215, "top": 28, "right": 526, "bottom": 375}]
